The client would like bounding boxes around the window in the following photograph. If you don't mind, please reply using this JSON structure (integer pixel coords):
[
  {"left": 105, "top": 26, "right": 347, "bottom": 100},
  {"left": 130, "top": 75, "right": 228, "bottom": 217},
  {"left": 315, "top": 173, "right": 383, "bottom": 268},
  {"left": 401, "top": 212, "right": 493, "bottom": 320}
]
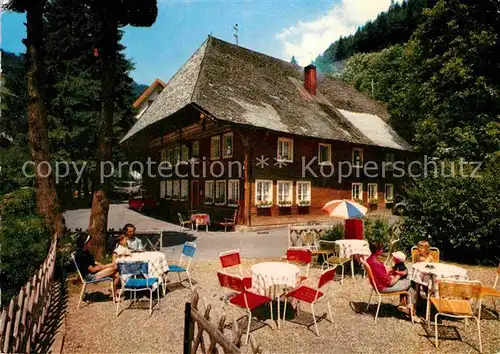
[
  {"left": 228, "top": 180, "right": 240, "bottom": 206},
  {"left": 255, "top": 180, "right": 272, "bottom": 207},
  {"left": 167, "top": 148, "right": 173, "bottom": 165},
  {"left": 385, "top": 153, "right": 395, "bottom": 170},
  {"left": 385, "top": 184, "right": 394, "bottom": 202},
  {"left": 277, "top": 181, "right": 293, "bottom": 206},
  {"left": 351, "top": 183, "right": 363, "bottom": 201},
  {"left": 160, "top": 181, "right": 166, "bottom": 198},
  {"left": 181, "top": 145, "right": 189, "bottom": 162},
  {"left": 160, "top": 149, "right": 166, "bottom": 163},
  {"left": 166, "top": 180, "right": 172, "bottom": 198},
  {"left": 180, "top": 180, "right": 188, "bottom": 199},
  {"left": 173, "top": 180, "right": 180, "bottom": 199},
  {"left": 222, "top": 132, "right": 233, "bottom": 158},
  {"left": 215, "top": 180, "right": 226, "bottom": 204},
  {"left": 352, "top": 148, "right": 363, "bottom": 168},
  {"left": 277, "top": 137, "right": 293, "bottom": 162},
  {"left": 174, "top": 146, "right": 181, "bottom": 165},
  {"left": 296, "top": 181, "right": 311, "bottom": 206},
  {"left": 211, "top": 136, "right": 220, "bottom": 160},
  {"left": 204, "top": 181, "right": 214, "bottom": 204},
  {"left": 192, "top": 140, "right": 200, "bottom": 158},
  {"left": 368, "top": 183, "right": 378, "bottom": 202},
  {"left": 318, "top": 143, "right": 331, "bottom": 165}
]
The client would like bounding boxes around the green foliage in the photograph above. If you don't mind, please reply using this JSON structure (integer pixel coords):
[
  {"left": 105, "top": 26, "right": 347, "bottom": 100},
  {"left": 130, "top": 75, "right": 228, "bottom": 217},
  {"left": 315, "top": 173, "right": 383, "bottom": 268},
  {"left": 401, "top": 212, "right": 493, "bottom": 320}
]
[
  {"left": 363, "top": 217, "right": 391, "bottom": 246},
  {"left": 321, "top": 223, "right": 345, "bottom": 242},
  {"left": 0, "top": 146, "right": 32, "bottom": 197},
  {"left": 399, "top": 156, "right": 500, "bottom": 265},
  {"left": 0, "top": 187, "right": 37, "bottom": 220}
]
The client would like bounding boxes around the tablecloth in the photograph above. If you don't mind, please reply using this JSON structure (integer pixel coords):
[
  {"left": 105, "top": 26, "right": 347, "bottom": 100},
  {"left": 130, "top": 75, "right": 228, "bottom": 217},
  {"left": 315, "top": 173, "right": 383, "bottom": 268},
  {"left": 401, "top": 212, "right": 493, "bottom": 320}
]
[
  {"left": 190, "top": 213, "right": 210, "bottom": 225},
  {"left": 117, "top": 251, "right": 169, "bottom": 279},
  {"left": 410, "top": 262, "right": 469, "bottom": 288},
  {"left": 251, "top": 262, "right": 300, "bottom": 296},
  {"left": 334, "top": 239, "right": 370, "bottom": 258}
]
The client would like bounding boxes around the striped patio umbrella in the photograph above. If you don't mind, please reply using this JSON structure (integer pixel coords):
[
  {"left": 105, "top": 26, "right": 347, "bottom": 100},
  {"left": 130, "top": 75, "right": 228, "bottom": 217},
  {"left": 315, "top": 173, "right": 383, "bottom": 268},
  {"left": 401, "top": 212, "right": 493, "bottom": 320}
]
[{"left": 322, "top": 199, "right": 367, "bottom": 219}]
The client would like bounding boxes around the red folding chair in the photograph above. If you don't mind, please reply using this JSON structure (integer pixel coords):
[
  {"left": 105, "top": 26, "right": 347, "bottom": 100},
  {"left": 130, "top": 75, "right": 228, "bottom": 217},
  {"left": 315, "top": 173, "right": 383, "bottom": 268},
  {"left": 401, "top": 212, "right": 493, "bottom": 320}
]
[
  {"left": 217, "top": 272, "right": 273, "bottom": 344},
  {"left": 282, "top": 266, "right": 337, "bottom": 336},
  {"left": 219, "top": 249, "right": 252, "bottom": 288},
  {"left": 286, "top": 247, "right": 312, "bottom": 283}
]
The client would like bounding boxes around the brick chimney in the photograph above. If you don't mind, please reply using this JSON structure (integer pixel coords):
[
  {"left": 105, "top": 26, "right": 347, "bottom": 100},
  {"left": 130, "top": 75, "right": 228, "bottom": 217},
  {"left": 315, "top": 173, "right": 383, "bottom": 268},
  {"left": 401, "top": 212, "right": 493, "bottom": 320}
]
[{"left": 304, "top": 64, "right": 317, "bottom": 96}]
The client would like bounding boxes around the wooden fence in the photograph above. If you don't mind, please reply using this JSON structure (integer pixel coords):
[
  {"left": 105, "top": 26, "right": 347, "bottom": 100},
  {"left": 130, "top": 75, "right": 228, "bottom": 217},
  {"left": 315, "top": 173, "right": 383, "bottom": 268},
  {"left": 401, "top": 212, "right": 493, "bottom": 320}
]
[
  {"left": 0, "top": 235, "right": 58, "bottom": 353},
  {"left": 184, "top": 290, "right": 263, "bottom": 354}
]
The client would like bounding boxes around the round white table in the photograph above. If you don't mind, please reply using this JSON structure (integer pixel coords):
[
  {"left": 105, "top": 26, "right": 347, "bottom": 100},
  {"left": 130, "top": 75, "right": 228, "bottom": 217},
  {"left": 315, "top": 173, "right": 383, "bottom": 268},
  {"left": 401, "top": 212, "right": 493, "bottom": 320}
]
[
  {"left": 251, "top": 262, "right": 300, "bottom": 328},
  {"left": 409, "top": 262, "right": 469, "bottom": 322},
  {"left": 117, "top": 251, "right": 169, "bottom": 295},
  {"left": 334, "top": 240, "right": 370, "bottom": 279}
]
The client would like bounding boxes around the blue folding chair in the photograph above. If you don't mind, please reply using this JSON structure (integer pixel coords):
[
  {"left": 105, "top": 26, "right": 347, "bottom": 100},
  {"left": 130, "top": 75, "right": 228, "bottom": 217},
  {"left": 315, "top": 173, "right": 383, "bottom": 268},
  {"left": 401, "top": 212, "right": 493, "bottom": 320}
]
[
  {"left": 72, "top": 253, "right": 115, "bottom": 310},
  {"left": 116, "top": 262, "right": 160, "bottom": 317},
  {"left": 166, "top": 242, "right": 196, "bottom": 289}
]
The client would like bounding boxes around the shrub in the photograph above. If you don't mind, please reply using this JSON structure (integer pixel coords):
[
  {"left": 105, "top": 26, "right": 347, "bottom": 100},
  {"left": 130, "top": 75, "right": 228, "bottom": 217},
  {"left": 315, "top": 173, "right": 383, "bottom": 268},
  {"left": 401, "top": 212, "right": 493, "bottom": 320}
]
[
  {"left": 0, "top": 187, "right": 37, "bottom": 220},
  {"left": 0, "top": 216, "right": 51, "bottom": 305},
  {"left": 321, "top": 222, "right": 345, "bottom": 242},
  {"left": 363, "top": 217, "right": 391, "bottom": 246},
  {"left": 399, "top": 157, "right": 500, "bottom": 265}
]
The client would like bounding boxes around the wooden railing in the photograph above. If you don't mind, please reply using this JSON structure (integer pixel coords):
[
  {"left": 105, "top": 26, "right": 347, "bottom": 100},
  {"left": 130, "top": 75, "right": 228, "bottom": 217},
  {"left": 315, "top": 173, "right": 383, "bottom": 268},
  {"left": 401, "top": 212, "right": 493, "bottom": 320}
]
[{"left": 0, "top": 235, "right": 58, "bottom": 353}]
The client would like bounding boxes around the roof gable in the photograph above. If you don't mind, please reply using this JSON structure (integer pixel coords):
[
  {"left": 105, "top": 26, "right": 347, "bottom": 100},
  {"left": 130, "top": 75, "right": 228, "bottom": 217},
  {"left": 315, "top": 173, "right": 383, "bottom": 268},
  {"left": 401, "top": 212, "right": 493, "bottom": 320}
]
[{"left": 132, "top": 78, "right": 166, "bottom": 108}]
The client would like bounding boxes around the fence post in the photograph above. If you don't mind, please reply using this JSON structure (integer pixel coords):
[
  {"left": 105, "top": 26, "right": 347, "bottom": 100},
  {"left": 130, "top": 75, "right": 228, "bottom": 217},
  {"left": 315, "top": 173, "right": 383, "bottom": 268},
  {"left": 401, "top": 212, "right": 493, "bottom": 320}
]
[{"left": 183, "top": 302, "right": 192, "bottom": 354}]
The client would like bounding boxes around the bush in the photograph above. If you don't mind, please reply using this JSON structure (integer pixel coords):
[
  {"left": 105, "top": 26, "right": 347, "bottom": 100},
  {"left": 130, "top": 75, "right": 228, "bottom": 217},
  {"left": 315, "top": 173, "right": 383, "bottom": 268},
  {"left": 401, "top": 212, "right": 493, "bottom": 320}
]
[
  {"left": 0, "top": 187, "right": 37, "bottom": 220},
  {"left": 399, "top": 157, "right": 500, "bottom": 265},
  {"left": 363, "top": 217, "right": 391, "bottom": 246},
  {"left": 321, "top": 222, "right": 345, "bottom": 242},
  {"left": 0, "top": 216, "right": 51, "bottom": 304}
]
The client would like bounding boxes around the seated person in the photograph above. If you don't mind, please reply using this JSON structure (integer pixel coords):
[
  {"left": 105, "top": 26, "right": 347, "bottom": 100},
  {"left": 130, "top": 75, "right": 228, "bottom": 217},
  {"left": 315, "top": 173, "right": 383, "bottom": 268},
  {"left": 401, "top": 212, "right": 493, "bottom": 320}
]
[
  {"left": 112, "top": 234, "right": 131, "bottom": 263},
  {"left": 389, "top": 251, "right": 408, "bottom": 279},
  {"left": 124, "top": 223, "right": 144, "bottom": 251},
  {"left": 366, "top": 242, "right": 419, "bottom": 321},
  {"left": 416, "top": 240, "right": 434, "bottom": 263},
  {"left": 74, "top": 232, "right": 119, "bottom": 300}
]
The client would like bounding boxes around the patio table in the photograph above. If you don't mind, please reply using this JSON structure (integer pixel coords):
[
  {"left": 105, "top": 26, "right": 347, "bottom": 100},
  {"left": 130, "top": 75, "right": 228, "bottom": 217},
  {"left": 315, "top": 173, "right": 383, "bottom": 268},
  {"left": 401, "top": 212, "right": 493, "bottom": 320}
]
[
  {"left": 190, "top": 213, "right": 210, "bottom": 231},
  {"left": 334, "top": 239, "right": 370, "bottom": 279},
  {"left": 251, "top": 262, "right": 300, "bottom": 328},
  {"left": 409, "top": 262, "right": 469, "bottom": 322},
  {"left": 117, "top": 251, "right": 169, "bottom": 295}
]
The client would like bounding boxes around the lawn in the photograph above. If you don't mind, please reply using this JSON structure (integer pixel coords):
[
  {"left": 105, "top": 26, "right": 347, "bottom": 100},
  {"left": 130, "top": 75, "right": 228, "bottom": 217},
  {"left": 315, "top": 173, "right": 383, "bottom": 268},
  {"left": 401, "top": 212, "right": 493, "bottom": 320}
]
[{"left": 62, "top": 259, "right": 500, "bottom": 354}]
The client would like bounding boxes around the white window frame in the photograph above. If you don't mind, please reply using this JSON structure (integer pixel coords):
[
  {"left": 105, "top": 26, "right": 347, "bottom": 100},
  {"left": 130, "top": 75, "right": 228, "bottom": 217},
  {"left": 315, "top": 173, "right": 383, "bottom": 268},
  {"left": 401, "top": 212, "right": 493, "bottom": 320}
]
[
  {"left": 160, "top": 149, "right": 167, "bottom": 163},
  {"left": 181, "top": 145, "right": 189, "bottom": 162},
  {"left": 160, "top": 180, "right": 166, "bottom": 198},
  {"left": 211, "top": 136, "right": 221, "bottom": 160},
  {"left": 318, "top": 143, "right": 332, "bottom": 165},
  {"left": 385, "top": 184, "right": 394, "bottom": 203},
  {"left": 296, "top": 181, "right": 311, "bottom": 206},
  {"left": 385, "top": 152, "right": 395, "bottom": 170},
  {"left": 255, "top": 180, "right": 273, "bottom": 207},
  {"left": 215, "top": 180, "right": 227, "bottom": 205},
  {"left": 277, "top": 137, "right": 293, "bottom": 162},
  {"left": 351, "top": 182, "right": 363, "bottom": 201},
  {"left": 352, "top": 148, "right": 364, "bottom": 168},
  {"left": 174, "top": 146, "right": 181, "bottom": 165},
  {"left": 172, "top": 180, "right": 180, "bottom": 200},
  {"left": 368, "top": 183, "right": 378, "bottom": 202},
  {"left": 277, "top": 180, "right": 293, "bottom": 206},
  {"left": 228, "top": 180, "right": 240, "bottom": 207},
  {"left": 167, "top": 148, "right": 173, "bottom": 165},
  {"left": 204, "top": 180, "right": 214, "bottom": 204},
  {"left": 166, "top": 180, "right": 172, "bottom": 199},
  {"left": 222, "top": 132, "right": 233, "bottom": 159},
  {"left": 180, "top": 180, "right": 188, "bottom": 200}
]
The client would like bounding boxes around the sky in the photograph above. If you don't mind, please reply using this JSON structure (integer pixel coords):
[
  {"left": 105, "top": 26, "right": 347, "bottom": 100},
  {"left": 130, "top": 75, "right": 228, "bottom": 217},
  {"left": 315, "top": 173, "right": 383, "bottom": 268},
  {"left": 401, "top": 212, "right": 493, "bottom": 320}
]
[{"left": 1, "top": 0, "right": 394, "bottom": 85}]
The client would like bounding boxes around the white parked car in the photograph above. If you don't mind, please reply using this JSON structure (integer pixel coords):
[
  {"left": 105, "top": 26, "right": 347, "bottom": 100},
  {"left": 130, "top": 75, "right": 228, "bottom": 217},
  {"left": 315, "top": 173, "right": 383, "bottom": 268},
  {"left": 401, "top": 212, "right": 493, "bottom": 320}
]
[{"left": 112, "top": 181, "right": 141, "bottom": 197}]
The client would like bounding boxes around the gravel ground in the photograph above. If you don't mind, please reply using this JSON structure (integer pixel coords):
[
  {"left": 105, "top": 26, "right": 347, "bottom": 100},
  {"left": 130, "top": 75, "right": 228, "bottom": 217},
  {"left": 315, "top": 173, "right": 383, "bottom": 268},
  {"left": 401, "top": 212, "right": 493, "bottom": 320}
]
[{"left": 62, "top": 260, "right": 500, "bottom": 354}]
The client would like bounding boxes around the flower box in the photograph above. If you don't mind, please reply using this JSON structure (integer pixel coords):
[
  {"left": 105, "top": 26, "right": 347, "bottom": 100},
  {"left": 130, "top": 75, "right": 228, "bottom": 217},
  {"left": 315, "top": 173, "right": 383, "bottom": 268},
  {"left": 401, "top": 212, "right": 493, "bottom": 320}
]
[
  {"left": 204, "top": 197, "right": 213, "bottom": 205},
  {"left": 228, "top": 204, "right": 239, "bottom": 208},
  {"left": 179, "top": 196, "right": 188, "bottom": 201},
  {"left": 298, "top": 201, "right": 311, "bottom": 207},
  {"left": 172, "top": 195, "right": 179, "bottom": 200},
  {"left": 278, "top": 201, "right": 292, "bottom": 207},
  {"left": 369, "top": 199, "right": 378, "bottom": 205},
  {"left": 256, "top": 201, "right": 272, "bottom": 208}
]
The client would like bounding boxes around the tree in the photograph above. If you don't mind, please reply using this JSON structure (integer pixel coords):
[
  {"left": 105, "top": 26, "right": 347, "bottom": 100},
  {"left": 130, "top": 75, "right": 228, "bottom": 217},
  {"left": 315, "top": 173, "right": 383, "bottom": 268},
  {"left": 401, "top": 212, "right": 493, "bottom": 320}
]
[
  {"left": 88, "top": 0, "right": 158, "bottom": 258},
  {"left": 4, "top": 0, "right": 66, "bottom": 236},
  {"left": 290, "top": 56, "right": 298, "bottom": 65}
]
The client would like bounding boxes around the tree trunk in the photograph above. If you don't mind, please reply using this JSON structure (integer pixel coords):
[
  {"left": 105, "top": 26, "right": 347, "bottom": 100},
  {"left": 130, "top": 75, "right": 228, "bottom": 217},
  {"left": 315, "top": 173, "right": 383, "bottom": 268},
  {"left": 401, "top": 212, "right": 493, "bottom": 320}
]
[
  {"left": 25, "top": 0, "right": 66, "bottom": 237},
  {"left": 88, "top": 1, "right": 118, "bottom": 259}
]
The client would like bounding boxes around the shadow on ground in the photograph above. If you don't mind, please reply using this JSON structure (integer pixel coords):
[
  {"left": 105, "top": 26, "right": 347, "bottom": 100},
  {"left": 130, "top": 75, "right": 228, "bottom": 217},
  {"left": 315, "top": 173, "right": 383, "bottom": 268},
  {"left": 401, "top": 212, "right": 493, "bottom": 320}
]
[{"left": 162, "top": 231, "right": 197, "bottom": 248}]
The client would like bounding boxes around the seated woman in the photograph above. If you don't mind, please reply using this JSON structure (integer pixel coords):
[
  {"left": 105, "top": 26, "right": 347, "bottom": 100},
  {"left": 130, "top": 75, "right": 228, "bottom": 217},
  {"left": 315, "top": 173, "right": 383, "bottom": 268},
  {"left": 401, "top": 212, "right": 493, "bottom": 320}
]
[
  {"left": 366, "top": 241, "right": 419, "bottom": 321},
  {"left": 415, "top": 240, "right": 435, "bottom": 263},
  {"left": 75, "top": 232, "right": 119, "bottom": 301},
  {"left": 112, "top": 234, "right": 131, "bottom": 263}
]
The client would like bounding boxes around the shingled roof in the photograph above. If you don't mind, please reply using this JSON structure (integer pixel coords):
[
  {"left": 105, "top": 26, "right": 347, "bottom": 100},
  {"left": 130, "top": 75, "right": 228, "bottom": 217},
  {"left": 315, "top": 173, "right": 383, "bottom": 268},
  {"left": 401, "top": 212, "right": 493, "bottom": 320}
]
[{"left": 121, "top": 36, "right": 412, "bottom": 151}]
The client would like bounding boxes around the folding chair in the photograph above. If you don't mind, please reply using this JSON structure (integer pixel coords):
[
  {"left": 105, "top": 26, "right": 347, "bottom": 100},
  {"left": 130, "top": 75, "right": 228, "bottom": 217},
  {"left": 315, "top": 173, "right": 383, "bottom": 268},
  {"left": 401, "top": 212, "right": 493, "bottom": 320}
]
[
  {"left": 411, "top": 246, "right": 440, "bottom": 263},
  {"left": 480, "top": 263, "right": 500, "bottom": 319},
  {"left": 322, "top": 243, "right": 350, "bottom": 284},
  {"left": 166, "top": 241, "right": 196, "bottom": 288},
  {"left": 116, "top": 262, "right": 160, "bottom": 317},
  {"left": 285, "top": 247, "right": 312, "bottom": 283},
  {"left": 361, "top": 258, "right": 414, "bottom": 323},
  {"left": 217, "top": 272, "right": 273, "bottom": 345},
  {"left": 178, "top": 213, "right": 193, "bottom": 231},
  {"left": 431, "top": 280, "right": 483, "bottom": 353},
  {"left": 282, "top": 266, "right": 337, "bottom": 336},
  {"left": 72, "top": 253, "right": 115, "bottom": 310},
  {"left": 219, "top": 249, "right": 252, "bottom": 288}
]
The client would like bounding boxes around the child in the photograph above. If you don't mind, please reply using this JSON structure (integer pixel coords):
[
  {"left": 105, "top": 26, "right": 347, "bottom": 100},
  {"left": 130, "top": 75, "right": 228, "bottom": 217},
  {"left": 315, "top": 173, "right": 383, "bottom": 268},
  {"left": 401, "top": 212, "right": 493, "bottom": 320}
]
[
  {"left": 390, "top": 251, "right": 408, "bottom": 279},
  {"left": 112, "top": 234, "right": 131, "bottom": 263},
  {"left": 416, "top": 240, "right": 434, "bottom": 263}
]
